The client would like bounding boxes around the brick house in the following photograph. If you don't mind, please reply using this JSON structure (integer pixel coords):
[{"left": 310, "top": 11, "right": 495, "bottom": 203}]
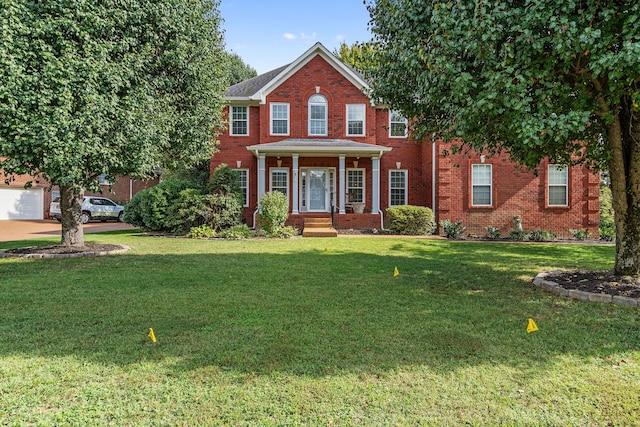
[{"left": 212, "top": 42, "right": 600, "bottom": 237}]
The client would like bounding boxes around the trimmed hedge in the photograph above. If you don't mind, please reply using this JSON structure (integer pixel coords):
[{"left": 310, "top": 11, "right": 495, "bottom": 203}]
[{"left": 387, "top": 205, "right": 434, "bottom": 235}]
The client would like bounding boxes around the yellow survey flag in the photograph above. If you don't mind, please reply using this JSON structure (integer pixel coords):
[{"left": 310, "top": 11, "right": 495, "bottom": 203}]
[
  {"left": 148, "top": 328, "right": 157, "bottom": 343},
  {"left": 527, "top": 318, "right": 539, "bottom": 333},
  {"left": 394, "top": 267, "right": 399, "bottom": 277}
]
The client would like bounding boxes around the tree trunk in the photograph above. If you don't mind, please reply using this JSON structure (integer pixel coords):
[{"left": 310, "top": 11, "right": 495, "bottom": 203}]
[
  {"left": 60, "top": 184, "right": 85, "bottom": 247},
  {"left": 608, "top": 107, "right": 640, "bottom": 277}
]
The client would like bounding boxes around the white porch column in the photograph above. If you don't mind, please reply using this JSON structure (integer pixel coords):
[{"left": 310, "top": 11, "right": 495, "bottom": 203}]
[
  {"left": 372, "top": 156, "right": 380, "bottom": 214},
  {"left": 339, "top": 155, "right": 346, "bottom": 214},
  {"left": 292, "top": 154, "right": 299, "bottom": 214},
  {"left": 257, "top": 154, "right": 266, "bottom": 203}
]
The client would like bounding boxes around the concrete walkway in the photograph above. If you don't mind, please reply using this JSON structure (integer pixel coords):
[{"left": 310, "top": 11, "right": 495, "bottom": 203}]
[{"left": 0, "top": 220, "right": 135, "bottom": 242}]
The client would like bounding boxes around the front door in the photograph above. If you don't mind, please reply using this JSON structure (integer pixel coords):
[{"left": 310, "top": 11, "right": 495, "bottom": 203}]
[{"left": 308, "top": 169, "right": 327, "bottom": 211}]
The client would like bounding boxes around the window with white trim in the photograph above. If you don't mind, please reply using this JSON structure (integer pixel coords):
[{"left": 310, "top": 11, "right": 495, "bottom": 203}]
[
  {"left": 389, "top": 110, "right": 408, "bottom": 137},
  {"left": 230, "top": 106, "right": 248, "bottom": 136},
  {"left": 270, "top": 168, "right": 289, "bottom": 202},
  {"left": 548, "top": 165, "right": 568, "bottom": 206},
  {"left": 471, "top": 164, "right": 492, "bottom": 206},
  {"left": 346, "top": 104, "right": 365, "bottom": 136},
  {"left": 308, "top": 95, "right": 327, "bottom": 136},
  {"left": 236, "top": 169, "right": 249, "bottom": 207},
  {"left": 347, "top": 168, "right": 365, "bottom": 203},
  {"left": 98, "top": 174, "right": 113, "bottom": 185},
  {"left": 389, "top": 170, "right": 408, "bottom": 206},
  {"left": 270, "top": 103, "right": 289, "bottom": 135}
]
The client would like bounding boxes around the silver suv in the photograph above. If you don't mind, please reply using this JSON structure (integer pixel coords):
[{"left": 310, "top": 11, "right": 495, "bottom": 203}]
[{"left": 50, "top": 196, "right": 125, "bottom": 224}]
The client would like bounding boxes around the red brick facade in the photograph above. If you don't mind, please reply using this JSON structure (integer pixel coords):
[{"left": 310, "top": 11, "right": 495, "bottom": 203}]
[{"left": 213, "top": 43, "right": 600, "bottom": 237}]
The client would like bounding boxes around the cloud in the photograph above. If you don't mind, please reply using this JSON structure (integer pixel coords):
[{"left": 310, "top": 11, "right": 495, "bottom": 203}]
[
  {"left": 336, "top": 35, "right": 345, "bottom": 42},
  {"left": 283, "top": 32, "right": 317, "bottom": 41},
  {"left": 300, "top": 32, "right": 317, "bottom": 40},
  {"left": 283, "top": 33, "right": 296, "bottom": 40}
]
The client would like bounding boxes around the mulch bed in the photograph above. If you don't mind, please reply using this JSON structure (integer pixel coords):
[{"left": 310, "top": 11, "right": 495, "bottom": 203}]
[
  {"left": 2, "top": 243, "right": 125, "bottom": 256},
  {"left": 545, "top": 270, "right": 640, "bottom": 299}
]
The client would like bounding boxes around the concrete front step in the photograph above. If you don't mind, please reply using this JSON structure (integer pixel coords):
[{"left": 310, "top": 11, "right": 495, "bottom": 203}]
[
  {"left": 303, "top": 218, "right": 333, "bottom": 228},
  {"left": 302, "top": 227, "right": 338, "bottom": 237},
  {"left": 303, "top": 218, "right": 337, "bottom": 237}
]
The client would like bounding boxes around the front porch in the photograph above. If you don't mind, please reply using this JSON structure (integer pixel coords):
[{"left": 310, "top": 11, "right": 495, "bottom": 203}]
[{"left": 286, "top": 212, "right": 384, "bottom": 232}]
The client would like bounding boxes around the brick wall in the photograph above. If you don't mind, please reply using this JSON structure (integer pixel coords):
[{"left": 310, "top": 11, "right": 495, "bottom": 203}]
[{"left": 435, "top": 142, "right": 600, "bottom": 239}]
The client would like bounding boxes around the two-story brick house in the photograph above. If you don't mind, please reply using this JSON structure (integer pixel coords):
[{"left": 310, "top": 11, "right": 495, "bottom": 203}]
[{"left": 212, "top": 42, "right": 600, "bottom": 237}]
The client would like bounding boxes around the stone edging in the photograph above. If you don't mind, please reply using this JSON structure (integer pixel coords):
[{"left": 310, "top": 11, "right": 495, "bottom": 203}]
[
  {"left": 533, "top": 271, "right": 638, "bottom": 307},
  {"left": 0, "top": 245, "right": 130, "bottom": 259}
]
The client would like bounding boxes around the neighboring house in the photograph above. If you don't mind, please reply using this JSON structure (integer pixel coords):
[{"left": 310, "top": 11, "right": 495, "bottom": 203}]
[
  {"left": 0, "top": 168, "right": 158, "bottom": 220},
  {"left": 214, "top": 42, "right": 599, "bottom": 237}
]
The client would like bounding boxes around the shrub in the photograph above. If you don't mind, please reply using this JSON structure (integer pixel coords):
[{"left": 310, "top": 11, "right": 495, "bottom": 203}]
[
  {"left": 187, "top": 224, "right": 217, "bottom": 239},
  {"left": 570, "top": 228, "right": 592, "bottom": 240},
  {"left": 218, "top": 224, "right": 252, "bottom": 239},
  {"left": 123, "top": 179, "right": 192, "bottom": 231},
  {"left": 209, "top": 164, "right": 243, "bottom": 206},
  {"left": 485, "top": 226, "right": 501, "bottom": 239},
  {"left": 208, "top": 193, "right": 243, "bottom": 231},
  {"left": 528, "top": 229, "right": 556, "bottom": 242},
  {"left": 258, "top": 191, "right": 290, "bottom": 237},
  {"left": 168, "top": 188, "right": 211, "bottom": 234},
  {"left": 508, "top": 229, "right": 530, "bottom": 241},
  {"left": 386, "top": 205, "right": 434, "bottom": 235},
  {"left": 439, "top": 219, "right": 467, "bottom": 239}
]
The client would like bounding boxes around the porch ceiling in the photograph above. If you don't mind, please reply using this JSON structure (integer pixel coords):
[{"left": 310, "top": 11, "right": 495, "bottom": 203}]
[{"left": 246, "top": 138, "right": 392, "bottom": 158}]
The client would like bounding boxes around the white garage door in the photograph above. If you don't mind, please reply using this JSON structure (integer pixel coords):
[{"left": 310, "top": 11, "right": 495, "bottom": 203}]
[{"left": 0, "top": 188, "right": 44, "bottom": 220}]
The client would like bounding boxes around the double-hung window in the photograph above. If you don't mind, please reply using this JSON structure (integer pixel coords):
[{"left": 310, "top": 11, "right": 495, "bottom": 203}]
[
  {"left": 230, "top": 106, "right": 248, "bottom": 136},
  {"left": 346, "top": 104, "right": 365, "bottom": 136},
  {"left": 236, "top": 169, "right": 249, "bottom": 207},
  {"left": 347, "top": 169, "right": 365, "bottom": 203},
  {"left": 471, "top": 164, "right": 492, "bottom": 206},
  {"left": 389, "top": 170, "right": 408, "bottom": 206},
  {"left": 309, "top": 95, "right": 327, "bottom": 135},
  {"left": 389, "top": 110, "right": 408, "bottom": 137},
  {"left": 270, "top": 168, "right": 289, "bottom": 205},
  {"left": 270, "top": 103, "right": 289, "bottom": 135},
  {"left": 548, "top": 165, "right": 568, "bottom": 206}
]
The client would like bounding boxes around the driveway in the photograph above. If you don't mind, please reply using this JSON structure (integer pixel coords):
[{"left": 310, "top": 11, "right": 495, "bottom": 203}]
[{"left": 0, "top": 220, "right": 135, "bottom": 242}]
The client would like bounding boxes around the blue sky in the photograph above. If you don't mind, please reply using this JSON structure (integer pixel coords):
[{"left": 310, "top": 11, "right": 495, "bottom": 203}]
[{"left": 220, "top": 0, "right": 373, "bottom": 75}]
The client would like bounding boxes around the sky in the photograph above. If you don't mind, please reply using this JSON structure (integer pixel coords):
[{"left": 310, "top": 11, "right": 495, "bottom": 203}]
[{"left": 219, "top": 0, "right": 373, "bottom": 75}]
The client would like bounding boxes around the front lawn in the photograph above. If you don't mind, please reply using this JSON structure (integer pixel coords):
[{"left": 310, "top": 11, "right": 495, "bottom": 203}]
[{"left": 0, "top": 233, "right": 638, "bottom": 425}]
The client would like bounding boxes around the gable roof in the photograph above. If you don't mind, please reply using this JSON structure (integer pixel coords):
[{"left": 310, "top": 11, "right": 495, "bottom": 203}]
[{"left": 225, "top": 42, "right": 370, "bottom": 104}]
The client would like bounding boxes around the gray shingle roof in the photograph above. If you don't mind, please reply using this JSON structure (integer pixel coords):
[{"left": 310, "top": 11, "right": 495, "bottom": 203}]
[{"left": 225, "top": 64, "right": 290, "bottom": 98}]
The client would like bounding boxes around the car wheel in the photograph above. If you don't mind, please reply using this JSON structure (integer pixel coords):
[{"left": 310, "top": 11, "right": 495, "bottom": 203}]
[
  {"left": 81, "top": 211, "right": 91, "bottom": 224},
  {"left": 118, "top": 212, "right": 124, "bottom": 222}
]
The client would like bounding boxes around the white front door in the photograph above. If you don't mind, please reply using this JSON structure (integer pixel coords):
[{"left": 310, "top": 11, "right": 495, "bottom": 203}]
[{"left": 308, "top": 169, "right": 327, "bottom": 211}]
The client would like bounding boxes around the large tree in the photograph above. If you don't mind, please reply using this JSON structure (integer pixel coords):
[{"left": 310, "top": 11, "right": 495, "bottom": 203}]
[
  {"left": 368, "top": 0, "right": 640, "bottom": 276},
  {"left": 226, "top": 51, "right": 257, "bottom": 86},
  {"left": 0, "top": 0, "right": 226, "bottom": 246},
  {"left": 333, "top": 41, "right": 379, "bottom": 74}
]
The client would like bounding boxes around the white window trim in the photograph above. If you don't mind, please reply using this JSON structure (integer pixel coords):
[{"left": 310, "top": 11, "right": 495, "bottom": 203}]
[
  {"left": 389, "top": 169, "right": 408, "bottom": 206},
  {"left": 346, "top": 104, "right": 366, "bottom": 137},
  {"left": 308, "top": 95, "right": 327, "bottom": 136},
  {"left": 346, "top": 168, "right": 366, "bottom": 204},
  {"left": 389, "top": 110, "right": 408, "bottom": 138},
  {"left": 270, "top": 102, "right": 290, "bottom": 136},
  {"left": 548, "top": 164, "right": 569, "bottom": 207},
  {"left": 235, "top": 168, "right": 249, "bottom": 207},
  {"left": 471, "top": 164, "right": 493, "bottom": 207},
  {"left": 270, "top": 167, "right": 290, "bottom": 206},
  {"left": 230, "top": 106, "right": 249, "bottom": 136}
]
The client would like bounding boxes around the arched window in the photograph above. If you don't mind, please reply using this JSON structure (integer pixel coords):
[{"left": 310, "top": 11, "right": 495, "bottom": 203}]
[{"left": 308, "top": 94, "right": 327, "bottom": 136}]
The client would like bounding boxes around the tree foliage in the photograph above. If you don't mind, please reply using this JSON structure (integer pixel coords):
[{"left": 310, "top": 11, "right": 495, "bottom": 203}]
[
  {"left": 225, "top": 51, "right": 258, "bottom": 86},
  {"left": 333, "top": 41, "right": 379, "bottom": 74},
  {"left": 0, "top": 0, "right": 226, "bottom": 245},
  {"left": 368, "top": 0, "right": 640, "bottom": 275}
]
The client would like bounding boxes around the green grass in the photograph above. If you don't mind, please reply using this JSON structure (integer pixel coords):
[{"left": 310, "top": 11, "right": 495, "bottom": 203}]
[{"left": 1, "top": 232, "right": 638, "bottom": 425}]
